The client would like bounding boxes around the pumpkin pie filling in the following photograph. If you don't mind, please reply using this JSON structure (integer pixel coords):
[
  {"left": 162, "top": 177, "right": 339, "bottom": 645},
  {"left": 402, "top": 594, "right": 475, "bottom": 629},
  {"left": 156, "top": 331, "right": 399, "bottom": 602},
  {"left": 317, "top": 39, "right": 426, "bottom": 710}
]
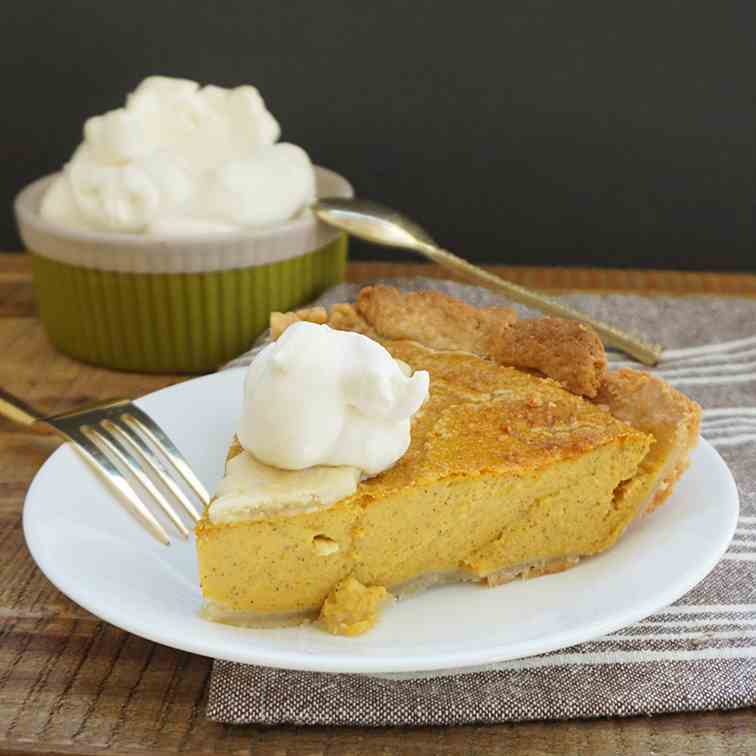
[{"left": 196, "top": 287, "right": 701, "bottom": 635}]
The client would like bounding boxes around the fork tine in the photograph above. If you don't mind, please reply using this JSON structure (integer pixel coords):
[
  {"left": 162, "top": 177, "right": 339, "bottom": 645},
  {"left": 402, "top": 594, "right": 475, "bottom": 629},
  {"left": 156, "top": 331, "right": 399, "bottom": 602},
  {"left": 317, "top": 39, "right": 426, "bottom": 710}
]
[
  {"left": 107, "top": 418, "right": 201, "bottom": 522},
  {"left": 123, "top": 408, "right": 210, "bottom": 506},
  {"left": 69, "top": 427, "right": 171, "bottom": 545},
  {"left": 88, "top": 424, "right": 190, "bottom": 538}
]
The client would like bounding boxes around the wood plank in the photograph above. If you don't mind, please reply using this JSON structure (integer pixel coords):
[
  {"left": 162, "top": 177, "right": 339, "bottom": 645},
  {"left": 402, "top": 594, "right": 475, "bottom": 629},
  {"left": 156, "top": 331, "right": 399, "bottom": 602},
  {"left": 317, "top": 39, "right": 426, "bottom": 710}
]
[
  {"left": 0, "top": 254, "right": 754, "bottom": 755},
  {"left": 0, "top": 254, "right": 36, "bottom": 317},
  {"left": 345, "top": 260, "right": 756, "bottom": 296}
]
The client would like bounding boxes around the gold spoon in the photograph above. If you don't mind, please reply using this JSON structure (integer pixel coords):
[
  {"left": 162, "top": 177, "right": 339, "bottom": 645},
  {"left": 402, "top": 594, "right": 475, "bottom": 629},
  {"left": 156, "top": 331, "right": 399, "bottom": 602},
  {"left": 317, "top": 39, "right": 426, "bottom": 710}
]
[{"left": 313, "top": 197, "right": 663, "bottom": 365}]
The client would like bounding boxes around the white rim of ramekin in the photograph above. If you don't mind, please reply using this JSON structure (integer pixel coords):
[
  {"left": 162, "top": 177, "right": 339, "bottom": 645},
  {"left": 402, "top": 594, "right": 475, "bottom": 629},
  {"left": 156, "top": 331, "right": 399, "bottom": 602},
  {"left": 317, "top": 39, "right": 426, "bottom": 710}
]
[{"left": 14, "top": 166, "right": 354, "bottom": 274}]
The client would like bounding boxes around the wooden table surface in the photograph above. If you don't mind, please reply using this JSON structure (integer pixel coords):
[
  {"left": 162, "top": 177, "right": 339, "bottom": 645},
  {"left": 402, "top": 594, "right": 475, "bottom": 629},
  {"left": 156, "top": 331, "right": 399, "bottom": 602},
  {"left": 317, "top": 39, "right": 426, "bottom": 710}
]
[{"left": 1, "top": 253, "right": 754, "bottom": 755}]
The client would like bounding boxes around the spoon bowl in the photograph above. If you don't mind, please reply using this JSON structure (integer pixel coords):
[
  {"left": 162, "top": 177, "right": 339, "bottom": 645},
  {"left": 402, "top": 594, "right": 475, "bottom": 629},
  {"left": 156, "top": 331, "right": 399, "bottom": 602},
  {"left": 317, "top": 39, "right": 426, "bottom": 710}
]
[{"left": 314, "top": 198, "right": 436, "bottom": 250}]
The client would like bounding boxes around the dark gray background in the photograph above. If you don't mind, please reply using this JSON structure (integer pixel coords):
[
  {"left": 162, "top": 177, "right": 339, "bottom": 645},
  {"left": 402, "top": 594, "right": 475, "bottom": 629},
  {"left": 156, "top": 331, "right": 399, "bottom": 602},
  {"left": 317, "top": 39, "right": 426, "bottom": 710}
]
[{"left": 4, "top": 1, "right": 754, "bottom": 269}]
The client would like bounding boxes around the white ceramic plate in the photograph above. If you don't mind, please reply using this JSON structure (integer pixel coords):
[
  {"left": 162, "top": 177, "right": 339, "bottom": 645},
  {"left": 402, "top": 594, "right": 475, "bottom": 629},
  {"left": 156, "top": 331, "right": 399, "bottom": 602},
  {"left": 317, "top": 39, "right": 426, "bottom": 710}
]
[{"left": 24, "top": 369, "right": 739, "bottom": 674}]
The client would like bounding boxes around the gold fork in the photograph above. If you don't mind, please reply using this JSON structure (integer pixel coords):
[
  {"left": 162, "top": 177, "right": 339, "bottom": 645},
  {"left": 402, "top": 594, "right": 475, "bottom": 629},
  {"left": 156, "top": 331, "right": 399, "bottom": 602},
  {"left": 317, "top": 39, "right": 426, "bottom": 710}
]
[{"left": 0, "top": 389, "right": 208, "bottom": 545}]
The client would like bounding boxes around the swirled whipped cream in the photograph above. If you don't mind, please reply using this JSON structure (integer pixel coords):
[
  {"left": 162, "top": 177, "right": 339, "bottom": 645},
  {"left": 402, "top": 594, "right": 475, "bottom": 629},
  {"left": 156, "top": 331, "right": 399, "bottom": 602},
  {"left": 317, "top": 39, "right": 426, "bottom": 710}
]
[
  {"left": 40, "top": 76, "right": 316, "bottom": 234},
  {"left": 208, "top": 323, "right": 430, "bottom": 523},
  {"left": 240, "top": 322, "right": 430, "bottom": 473}
]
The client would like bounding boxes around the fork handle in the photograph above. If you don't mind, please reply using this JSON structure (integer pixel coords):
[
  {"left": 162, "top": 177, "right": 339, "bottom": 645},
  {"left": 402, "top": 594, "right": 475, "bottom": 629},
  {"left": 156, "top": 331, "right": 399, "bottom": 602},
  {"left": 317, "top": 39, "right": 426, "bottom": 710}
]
[{"left": 0, "top": 388, "right": 43, "bottom": 428}]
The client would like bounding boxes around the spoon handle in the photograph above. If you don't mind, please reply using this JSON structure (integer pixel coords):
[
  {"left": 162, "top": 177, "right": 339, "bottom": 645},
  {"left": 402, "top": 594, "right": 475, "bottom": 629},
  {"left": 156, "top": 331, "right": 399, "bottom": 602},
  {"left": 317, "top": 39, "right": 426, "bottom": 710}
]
[{"left": 417, "top": 243, "right": 663, "bottom": 365}]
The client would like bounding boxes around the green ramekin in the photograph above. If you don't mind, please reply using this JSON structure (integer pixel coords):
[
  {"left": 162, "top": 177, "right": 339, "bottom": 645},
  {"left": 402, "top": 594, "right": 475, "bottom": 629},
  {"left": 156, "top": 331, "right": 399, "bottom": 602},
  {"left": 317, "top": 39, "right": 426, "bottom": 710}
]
[{"left": 15, "top": 167, "right": 352, "bottom": 373}]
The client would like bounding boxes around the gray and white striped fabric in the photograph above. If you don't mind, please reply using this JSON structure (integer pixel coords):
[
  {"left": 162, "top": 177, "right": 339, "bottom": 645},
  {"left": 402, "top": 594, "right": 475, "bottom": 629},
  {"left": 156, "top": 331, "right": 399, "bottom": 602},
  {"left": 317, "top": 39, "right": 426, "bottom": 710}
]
[{"left": 210, "top": 278, "right": 755, "bottom": 726}]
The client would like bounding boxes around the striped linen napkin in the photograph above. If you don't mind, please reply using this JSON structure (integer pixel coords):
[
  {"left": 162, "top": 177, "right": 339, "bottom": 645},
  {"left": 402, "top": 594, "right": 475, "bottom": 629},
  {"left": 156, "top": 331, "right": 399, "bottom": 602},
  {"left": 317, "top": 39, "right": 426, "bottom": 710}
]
[{"left": 211, "top": 278, "right": 755, "bottom": 726}]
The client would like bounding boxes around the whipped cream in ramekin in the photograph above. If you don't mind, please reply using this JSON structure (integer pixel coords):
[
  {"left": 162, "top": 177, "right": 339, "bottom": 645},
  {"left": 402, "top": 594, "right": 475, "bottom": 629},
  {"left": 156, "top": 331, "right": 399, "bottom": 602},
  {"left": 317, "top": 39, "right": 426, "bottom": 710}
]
[
  {"left": 40, "top": 76, "right": 316, "bottom": 235},
  {"left": 209, "top": 323, "right": 430, "bottom": 523}
]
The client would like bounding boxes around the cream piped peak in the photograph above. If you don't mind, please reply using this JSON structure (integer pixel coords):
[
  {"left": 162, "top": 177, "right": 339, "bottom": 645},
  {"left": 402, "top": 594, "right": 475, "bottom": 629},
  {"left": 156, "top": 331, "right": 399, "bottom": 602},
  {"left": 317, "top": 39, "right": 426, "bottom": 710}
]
[
  {"left": 41, "top": 76, "right": 315, "bottom": 234},
  {"left": 238, "top": 321, "right": 430, "bottom": 476}
]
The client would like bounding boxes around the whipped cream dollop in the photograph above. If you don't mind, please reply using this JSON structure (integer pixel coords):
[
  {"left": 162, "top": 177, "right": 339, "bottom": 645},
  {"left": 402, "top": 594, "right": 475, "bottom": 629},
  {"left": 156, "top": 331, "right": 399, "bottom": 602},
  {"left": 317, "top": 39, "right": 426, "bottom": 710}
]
[
  {"left": 240, "top": 322, "right": 430, "bottom": 475},
  {"left": 40, "top": 76, "right": 316, "bottom": 234}
]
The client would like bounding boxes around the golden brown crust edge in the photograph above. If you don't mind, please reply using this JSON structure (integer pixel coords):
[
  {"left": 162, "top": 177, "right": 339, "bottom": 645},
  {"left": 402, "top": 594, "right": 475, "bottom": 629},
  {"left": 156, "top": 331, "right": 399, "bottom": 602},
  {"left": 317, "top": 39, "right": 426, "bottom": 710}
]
[
  {"left": 270, "top": 307, "right": 329, "bottom": 339},
  {"left": 595, "top": 367, "right": 702, "bottom": 448},
  {"left": 489, "top": 317, "right": 607, "bottom": 399},
  {"left": 484, "top": 556, "right": 581, "bottom": 587},
  {"left": 356, "top": 286, "right": 607, "bottom": 396},
  {"left": 355, "top": 285, "right": 517, "bottom": 354},
  {"left": 271, "top": 285, "right": 607, "bottom": 397},
  {"left": 595, "top": 367, "right": 702, "bottom": 516}
]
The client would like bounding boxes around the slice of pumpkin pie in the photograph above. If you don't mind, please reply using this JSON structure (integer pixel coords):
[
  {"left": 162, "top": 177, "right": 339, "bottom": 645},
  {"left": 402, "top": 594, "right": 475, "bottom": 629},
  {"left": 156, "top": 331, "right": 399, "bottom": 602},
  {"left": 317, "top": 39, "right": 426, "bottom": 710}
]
[{"left": 196, "top": 288, "right": 700, "bottom": 636}]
